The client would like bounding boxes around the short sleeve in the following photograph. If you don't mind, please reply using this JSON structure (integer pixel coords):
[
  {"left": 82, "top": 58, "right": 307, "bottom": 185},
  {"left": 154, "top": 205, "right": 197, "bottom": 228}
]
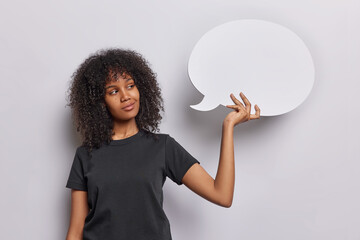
[
  {"left": 65, "top": 148, "right": 88, "bottom": 191},
  {"left": 165, "top": 134, "right": 200, "bottom": 185}
]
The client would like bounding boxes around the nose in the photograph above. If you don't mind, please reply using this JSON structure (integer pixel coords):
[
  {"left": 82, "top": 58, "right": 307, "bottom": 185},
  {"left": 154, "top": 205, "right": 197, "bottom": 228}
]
[{"left": 119, "top": 88, "right": 130, "bottom": 102}]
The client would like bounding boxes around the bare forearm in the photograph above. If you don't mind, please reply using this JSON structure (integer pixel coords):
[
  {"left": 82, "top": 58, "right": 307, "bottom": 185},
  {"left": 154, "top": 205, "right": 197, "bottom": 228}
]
[
  {"left": 66, "top": 235, "right": 82, "bottom": 240},
  {"left": 214, "top": 121, "right": 235, "bottom": 207},
  {"left": 66, "top": 231, "right": 83, "bottom": 240},
  {"left": 66, "top": 238, "right": 82, "bottom": 240}
]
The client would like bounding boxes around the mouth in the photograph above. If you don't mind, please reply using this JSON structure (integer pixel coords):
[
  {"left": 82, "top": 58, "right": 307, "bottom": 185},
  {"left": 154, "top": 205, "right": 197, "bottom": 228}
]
[{"left": 122, "top": 102, "right": 135, "bottom": 110}]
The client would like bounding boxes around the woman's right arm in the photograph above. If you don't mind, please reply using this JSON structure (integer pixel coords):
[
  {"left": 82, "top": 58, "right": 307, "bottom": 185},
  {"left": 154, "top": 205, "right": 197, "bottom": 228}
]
[{"left": 66, "top": 189, "right": 89, "bottom": 240}]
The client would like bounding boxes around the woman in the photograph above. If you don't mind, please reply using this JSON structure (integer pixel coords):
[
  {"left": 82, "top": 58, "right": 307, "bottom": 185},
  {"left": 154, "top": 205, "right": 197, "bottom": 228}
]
[{"left": 65, "top": 48, "right": 260, "bottom": 240}]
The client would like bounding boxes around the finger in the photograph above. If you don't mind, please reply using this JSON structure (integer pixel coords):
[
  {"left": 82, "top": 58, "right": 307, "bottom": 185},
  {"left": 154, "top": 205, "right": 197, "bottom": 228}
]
[
  {"left": 230, "top": 93, "right": 245, "bottom": 108},
  {"left": 227, "top": 102, "right": 246, "bottom": 112},
  {"left": 240, "top": 92, "right": 252, "bottom": 114},
  {"left": 226, "top": 104, "right": 241, "bottom": 111},
  {"left": 250, "top": 104, "right": 261, "bottom": 120},
  {"left": 240, "top": 92, "right": 251, "bottom": 106}
]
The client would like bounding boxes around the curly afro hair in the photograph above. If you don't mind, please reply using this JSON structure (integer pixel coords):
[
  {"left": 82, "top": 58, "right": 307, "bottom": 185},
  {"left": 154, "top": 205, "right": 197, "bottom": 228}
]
[{"left": 65, "top": 48, "right": 165, "bottom": 154}]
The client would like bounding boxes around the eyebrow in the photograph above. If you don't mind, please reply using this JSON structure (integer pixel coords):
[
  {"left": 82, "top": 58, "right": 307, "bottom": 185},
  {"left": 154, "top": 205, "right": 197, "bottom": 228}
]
[{"left": 105, "top": 78, "right": 134, "bottom": 89}]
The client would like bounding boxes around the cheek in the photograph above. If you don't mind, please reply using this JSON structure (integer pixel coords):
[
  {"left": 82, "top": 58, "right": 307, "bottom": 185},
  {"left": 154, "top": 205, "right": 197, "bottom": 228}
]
[
  {"left": 132, "top": 90, "right": 140, "bottom": 103},
  {"left": 134, "top": 87, "right": 140, "bottom": 98},
  {"left": 105, "top": 97, "right": 119, "bottom": 110}
]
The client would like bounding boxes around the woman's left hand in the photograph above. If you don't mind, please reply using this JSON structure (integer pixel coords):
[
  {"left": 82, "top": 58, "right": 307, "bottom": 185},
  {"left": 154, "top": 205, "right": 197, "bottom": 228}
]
[{"left": 224, "top": 92, "right": 260, "bottom": 127}]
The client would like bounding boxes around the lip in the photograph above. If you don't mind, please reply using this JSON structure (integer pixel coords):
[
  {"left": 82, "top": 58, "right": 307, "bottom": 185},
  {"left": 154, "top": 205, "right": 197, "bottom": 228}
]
[{"left": 122, "top": 102, "right": 135, "bottom": 110}]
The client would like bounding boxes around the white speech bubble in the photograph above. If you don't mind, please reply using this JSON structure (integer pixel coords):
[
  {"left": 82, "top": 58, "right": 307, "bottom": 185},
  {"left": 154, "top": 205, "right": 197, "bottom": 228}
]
[{"left": 188, "top": 19, "right": 315, "bottom": 116}]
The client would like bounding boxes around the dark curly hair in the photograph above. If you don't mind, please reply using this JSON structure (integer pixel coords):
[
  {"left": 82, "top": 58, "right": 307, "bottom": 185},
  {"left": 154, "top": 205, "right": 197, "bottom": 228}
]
[{"left": 65, "top": 48, "right": 165, "bottom": 154}]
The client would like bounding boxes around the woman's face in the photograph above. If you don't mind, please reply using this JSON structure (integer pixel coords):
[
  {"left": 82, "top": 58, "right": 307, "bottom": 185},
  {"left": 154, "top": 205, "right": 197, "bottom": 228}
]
[{"left": 104, "top": 72, "right": 140, "bottom": 122}]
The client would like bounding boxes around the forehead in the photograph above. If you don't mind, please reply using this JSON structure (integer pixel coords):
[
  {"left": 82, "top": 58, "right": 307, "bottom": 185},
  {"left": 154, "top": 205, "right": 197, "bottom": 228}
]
[{"left": 106, "top": 71, "right": 133, "bottom": 84}]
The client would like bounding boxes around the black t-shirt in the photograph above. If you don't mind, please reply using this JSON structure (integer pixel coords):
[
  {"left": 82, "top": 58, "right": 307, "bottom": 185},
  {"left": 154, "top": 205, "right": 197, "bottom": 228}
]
[{"left": 65, "top": 129, "right": 200, "bottom": 240}]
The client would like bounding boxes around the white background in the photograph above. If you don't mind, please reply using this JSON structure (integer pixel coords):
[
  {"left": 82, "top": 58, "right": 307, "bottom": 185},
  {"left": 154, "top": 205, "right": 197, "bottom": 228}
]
[{"left": 0, "top": 0, "right": 359, "bottom": 239}]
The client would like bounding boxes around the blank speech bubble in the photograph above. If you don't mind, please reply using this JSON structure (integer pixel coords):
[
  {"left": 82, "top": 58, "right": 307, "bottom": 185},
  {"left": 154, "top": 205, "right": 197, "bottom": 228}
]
[{"left": 188, "top": 19, "right": 315, "bottom": 116}]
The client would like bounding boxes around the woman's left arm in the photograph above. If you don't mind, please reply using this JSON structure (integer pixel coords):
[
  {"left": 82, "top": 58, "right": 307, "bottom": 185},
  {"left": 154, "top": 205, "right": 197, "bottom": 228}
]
[{"left": 182, "top": 92, "right": 260, "bottom": 208}]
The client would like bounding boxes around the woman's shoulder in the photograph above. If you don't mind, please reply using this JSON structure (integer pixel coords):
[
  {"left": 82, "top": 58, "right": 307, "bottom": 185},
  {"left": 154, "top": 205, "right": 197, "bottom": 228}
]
[
  {"left": 74, "top": 145, "right": 91, "bottom": 158},
  {"left": 140, "top": 129, "right": 169, "bottom": 142},
  {"left": 140, "top": 128, "right": 167, "bottom": 136}
]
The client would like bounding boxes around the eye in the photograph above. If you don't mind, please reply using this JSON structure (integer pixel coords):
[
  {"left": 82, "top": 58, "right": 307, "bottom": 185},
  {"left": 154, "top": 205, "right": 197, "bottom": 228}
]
[
  {"left": 109, "top": 90, "right": 118, "bottom": 95},
  {"left": 108, "top": 85, "right": 135, "bottom": 95}
]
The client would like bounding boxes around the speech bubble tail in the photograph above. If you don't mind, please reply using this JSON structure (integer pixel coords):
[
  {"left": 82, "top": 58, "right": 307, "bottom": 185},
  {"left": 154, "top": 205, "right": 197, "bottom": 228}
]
[{"left": 190, "top": 97, "right": 220, "bottom": 111}]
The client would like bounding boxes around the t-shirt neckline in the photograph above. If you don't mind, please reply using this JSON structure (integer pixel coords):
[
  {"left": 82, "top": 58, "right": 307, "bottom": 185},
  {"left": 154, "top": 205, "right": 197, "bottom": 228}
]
[{"left": 109, "top": 129, "right": 144, "bottom": 146}]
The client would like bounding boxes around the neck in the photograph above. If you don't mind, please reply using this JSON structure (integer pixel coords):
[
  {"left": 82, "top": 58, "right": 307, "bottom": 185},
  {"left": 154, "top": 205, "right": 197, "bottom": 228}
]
[{"left": 111, "top": 119, "right": 139, "bottom": 140}]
